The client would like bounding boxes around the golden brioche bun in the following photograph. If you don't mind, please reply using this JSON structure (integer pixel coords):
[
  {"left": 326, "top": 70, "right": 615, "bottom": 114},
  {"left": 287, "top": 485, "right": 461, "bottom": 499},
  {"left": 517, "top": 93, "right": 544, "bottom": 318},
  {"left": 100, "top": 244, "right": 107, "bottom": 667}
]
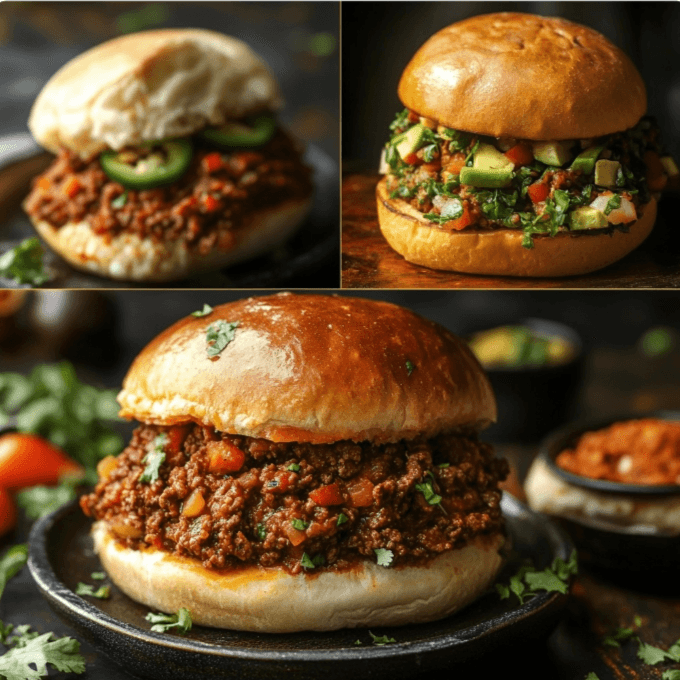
[
  {"left": 398, "top": 12, "right": 646, "bottom": 140},
  {"left": 29, "top": 29, "right": 282, "bottom": 158},
  {"left": 117, "top": 293, "right": 497, "bottom": 442},
  {"left": 92, "top": 522, "right": 505, "bottom": 632},
  {"left": 377, "top": 178, "right": 657, "bottom": 278},
  {"left": 27, "top": 196, "right": 311, "bottom": 282}
]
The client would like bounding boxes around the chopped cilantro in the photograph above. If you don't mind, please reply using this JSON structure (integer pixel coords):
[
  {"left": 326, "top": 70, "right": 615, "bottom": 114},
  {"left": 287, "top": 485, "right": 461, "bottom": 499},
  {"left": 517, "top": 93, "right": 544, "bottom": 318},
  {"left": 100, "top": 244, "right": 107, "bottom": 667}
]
[
  {"left": 389, "top": 109, "right": 410, "bottom": 133},
  {"left": 256, "top": 523, "right": 266, "bottom": 540},
  {"left": 206, "top": 320, "right": 239, "bottom": 358},
  {"left": 415, "top": 480, "right": 442, "bottom": 508},
  {"left": 337, "top": 513, "right": 348, "bottom": 526},
  {"left": 139, "top": 434, "right": 167, "bottom": 484},
  {"left": 0, "top": 629, "right": 86, "bottom": 678},
  {"left": 663, "top": 671, "right": 680, "bottom": 680},
  {"left": 0, "top": 237, "right": 50, "bottom": 286},
  {"left": 421, "top": 143, "right": 438, "bottom": 163},
  {"left": 291, "top": 519, "right": 309, "bottom": 531},
  {"left": 91, "top": 572, "right": 106, "bottom": 581},
  {"left": 374, "top": 548, "right": 393, "bottom": 567},
  {"left": 300, "top": 553, "right": 324, "bottom": 569},
  {"left": 604, "top": 193, "right": 622, "bottom": 215},
  {"left": 145, "top": 608, "right": 192, "bottom": 635},
  {"left": 0, "top": 545, "right": 27, "bottom": 601},
  {"left": 369, "top": 632, "right": 396, "bottom": 646},
  {"left": 17, "top": 476, "right": 82, "bottom": 519},
  {"left": 75, "top": 583, "right": 110, "bottom": 599},
  {"left": 191, "top": 304, "right": 213, "bottom": 317},
  {"left": 111, "top": 191, "right": 128, "bottom": 209},
  {"left": 437, "top": 462, "right": 450, "bottom": 468},
  {"left": 585, "top": 674, "right": 600, "bottom": 680},
  {"left": 287, "top": 463, "right": 300, "bottom": 472},
  {"left": 405, "top": 360, "right": 415, "bottom": 376}
]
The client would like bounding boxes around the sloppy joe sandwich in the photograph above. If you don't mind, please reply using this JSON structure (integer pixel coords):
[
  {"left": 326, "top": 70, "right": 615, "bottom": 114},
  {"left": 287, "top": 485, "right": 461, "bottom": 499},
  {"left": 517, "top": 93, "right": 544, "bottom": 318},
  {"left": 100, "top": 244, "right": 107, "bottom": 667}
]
[
  {"left": 80, "top": 293, "right": 509, "bottom": 632},
  {"left": 377, "top": 12, "right": 678, "bottom": 277},
  {"left": 24, "top": 29, "right": 312, "bottom": 282}
]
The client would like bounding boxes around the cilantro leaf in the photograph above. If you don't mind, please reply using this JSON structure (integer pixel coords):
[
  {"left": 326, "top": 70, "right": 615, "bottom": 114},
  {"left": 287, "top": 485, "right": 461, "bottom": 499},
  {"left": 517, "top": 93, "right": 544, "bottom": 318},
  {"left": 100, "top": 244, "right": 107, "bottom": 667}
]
[
  {"left": 0, "top": 545, "right": 28, "bottom": 601},
  {"left": 256, "top": 523, "right": 266, "bottom": 540},
  {"left": 206, "top": 320, "right": 239, "bottom": 358},
  {"left": 585, "top": 674, "right": 600, "bottom": 680},
  {"left": 0, "top": 631, "right": 86, "bottom": 678},
  {"left": 415, "top": 481, "right": 442, "bottom": 507},
  {"left": 300, "top": 553, "right": 324, "bottom": 569},
  {"left": 524, "top": 568, "right": 570, "bottom": 595},
  {"left": 0, "top": 238, "right": 50, "bottom": 287},
  {"left": 90, "top": 572, "right": 106, "bottom": 581},
  {"left": 287, "top": 463, "right": 300, "bottom": 472},
  {"left": 291, "top": 519, "right": 308, "bottom": 531},
  {"left": 637, "top": 641, "right": 674, "bottom": 666},
  {"left": 145, "top": 608, "right": 192, "bottom": 635},
  {"left": 75, "top": 583, "right": 110, "bottom": 599},
  {"left": 191, "top": 304, "right": 213, "bottom": 318},
  {"left": 374, "top": 548, "right": 393, "bottom": 567},
  {"left": 17, "top": 478, "right": 81, "bottom": 520},
  {"left": 405, "top": 360, "right": 415, "bottom": 376},
  {"left": 602, "top": 627, "right": 636, "bottom": 647},
  {"left": 662, "top": 671, "right": 680, "bottom": 680},
  {"left": 111, "top": 191, "right": 128, "bottom": 209},
  {"left": 369, "top": 632, "right": 396, "bottom": 646},
  {"left": 336, "top": 513, "right": 348, "bottom": 527},
  {"left": 139, "top": 434, "right": 167, "bottom": 484}
]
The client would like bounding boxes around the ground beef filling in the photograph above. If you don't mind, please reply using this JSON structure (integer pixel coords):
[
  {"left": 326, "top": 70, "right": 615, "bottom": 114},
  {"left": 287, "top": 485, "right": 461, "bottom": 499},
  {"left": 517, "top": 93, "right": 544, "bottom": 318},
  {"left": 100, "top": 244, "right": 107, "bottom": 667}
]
[
  {"left": 24, "top": 130, "right": 312, "bottom": 254},
  {"left": 80, "top": 424, "right": 508, "bottom": 575}
]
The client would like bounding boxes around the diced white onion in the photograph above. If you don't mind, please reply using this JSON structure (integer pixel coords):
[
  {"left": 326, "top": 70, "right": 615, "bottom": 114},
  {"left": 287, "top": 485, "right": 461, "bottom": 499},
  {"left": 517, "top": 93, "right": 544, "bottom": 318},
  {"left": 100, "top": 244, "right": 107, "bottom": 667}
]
[{"left": 589, "top": 194, "right": 637, "bottom": 225}]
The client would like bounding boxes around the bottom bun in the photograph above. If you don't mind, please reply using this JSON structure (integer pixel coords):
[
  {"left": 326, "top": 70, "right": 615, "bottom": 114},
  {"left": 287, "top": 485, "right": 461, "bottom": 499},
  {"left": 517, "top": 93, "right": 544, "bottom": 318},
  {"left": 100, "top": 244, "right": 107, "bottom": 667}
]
[
  {"left": 29, "top": 196, "right": 312, "bottom": 282},
  {"left": 92, "top": 522, "right": 505, "bottom": 632},
  {"left": 376, "top": 178, "right": 657, "bottom": 278}
]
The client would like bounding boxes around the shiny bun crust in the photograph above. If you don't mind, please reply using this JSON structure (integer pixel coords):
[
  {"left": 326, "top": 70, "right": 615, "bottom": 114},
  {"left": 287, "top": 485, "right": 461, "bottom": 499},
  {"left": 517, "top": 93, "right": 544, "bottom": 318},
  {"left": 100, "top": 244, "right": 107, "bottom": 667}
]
[
  {"left": 398, "top": 12, "right": 646, "bottom": 140},
  {"left": 29, "top": 29, "right": 282, "bottom": 157},
  {"left": 377, "top": 179, "right": 656, "bottom": 278},
  {"left": 27, "top": 197, "right": 311, "bottom": 282},
  {"left": 118, "top": 293, "right": 497, "bottom": 442},
  {"left": 92, "top": 522, "right": 505, "bottom": 632}
]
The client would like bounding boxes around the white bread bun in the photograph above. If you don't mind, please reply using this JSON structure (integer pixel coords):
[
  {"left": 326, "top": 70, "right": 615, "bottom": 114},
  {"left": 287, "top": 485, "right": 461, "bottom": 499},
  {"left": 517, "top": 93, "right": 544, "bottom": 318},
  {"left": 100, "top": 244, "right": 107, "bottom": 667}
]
[
  {"left": 377, "top": 178, "right": 657, "bottom": 278},
  {"left": 28, "top": 196, "right": 311, "bottom": 282},
  {"left": 92, "top": 521, "right": 505, "bottom": 632},
  {"left": 398, "top": 12, "right": 646, "bottom": 140},
  {"left": 525, "top": 457, "right": 680, "bottom": 535},
  {"left": 117, "top": 293, "right": 497, "bottom": 442},
  {"left": 29, "top": 29, "right": 282, "bottom": 158}
]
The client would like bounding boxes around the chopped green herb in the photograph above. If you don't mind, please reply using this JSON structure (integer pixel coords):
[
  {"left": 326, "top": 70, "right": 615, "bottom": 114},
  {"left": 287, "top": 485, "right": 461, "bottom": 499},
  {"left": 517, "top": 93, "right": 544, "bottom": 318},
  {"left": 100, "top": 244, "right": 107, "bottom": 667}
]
[
  {"left": 337, "top": 513, "right": 348, "bottom": 526},
  {"left": 0, "top": 629, "right": 86, "bottom": 678},
  {"left": 584, "top": 674, "right": 600, "bottom": 680},
  {"left": 287, "top": 463, "right": 300, "bottom": 472},
  {"left": 0, "top": 237, "right": 50, "bottom": 286},
  {"left": 191, "top": 304, "right": 213, "bottom": 317},
  {"left": 354, "top": 639, "right": 362, "bottom": 646},
  {"left": 75, "top": 583, "right": 110, "bottom": 599},
  {"left": 0, "top": 544, "right": 27, "bottom": 601},
  {"left": 291, "top": 519, "right": 309, "bottom": 531},
  {"left": 415, "top": 481, "right": 442, "bottom": 508},
  {"left": 405, "top": 360, "right": 415, "bottom": 376},
  {"left": 139, "top": 434, "right": 167, "bottom": 484},
  {"left": 437, "top": 462, "right": 450, "bottom": 469},
  {"left": 637, "top": 641, "right": 677, "bottom": 665},
  {"left": 300, "top": 553, "right": 324, "bottom": 569},
  {"left": 604, "top": 193, "right": 622, "bottom": 216},
  {"left": 206, "top": 320, "right": 239, "bottom": 358},
  {"left": 145, "top": 608, "right": 192, "bottom": 635},
  {"left": 91, "top": 572, "right": 106, "bottom": 581},
  {"left": 374, "top": 548, "right": 393, "bottom": 567},
  {"left": 17, "top": 476, "right": 82, "bottom": 520},
  {"left": 369, "top": 632, "right": 396, "bottom": 646},
  {"left": 603, "top": 626, "right": 636, "bottom": 647},
  {"left": 663, "top": 671, "right": 680, "bottom": 680},
  {"left": 111, "top": 191, "right": 128, "bottom": 209},
  {"left": 256, "top": 523, "right": 266, "bottom": 541}
]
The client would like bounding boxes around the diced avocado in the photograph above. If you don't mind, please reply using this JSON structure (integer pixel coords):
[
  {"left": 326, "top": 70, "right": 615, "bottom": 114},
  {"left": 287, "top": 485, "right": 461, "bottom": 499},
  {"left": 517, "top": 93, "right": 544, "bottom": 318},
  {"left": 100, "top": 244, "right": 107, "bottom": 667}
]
[
  {"left": 473, "top": 143, "right": 514, "bottom": 172},
  {"left": 532, "top": 141, "right": 573, "bottom": 167},
  {"left": 594, "top": 159, "right": 621, "bottom": 188},
  {"left": 460, "top": 166, "right": 513, "bottom": 189},
  {"left": 570, "top": 145, "right": 605, "bottom": 174},
  {"left": 569, "top": 206, "right": 608, "bottom": 230},
  {"left": 395, "top": 124, "right": 427, "bottom": 160},
  {"left": 661, "top": 156, "right": 680, "bottom": 177}
]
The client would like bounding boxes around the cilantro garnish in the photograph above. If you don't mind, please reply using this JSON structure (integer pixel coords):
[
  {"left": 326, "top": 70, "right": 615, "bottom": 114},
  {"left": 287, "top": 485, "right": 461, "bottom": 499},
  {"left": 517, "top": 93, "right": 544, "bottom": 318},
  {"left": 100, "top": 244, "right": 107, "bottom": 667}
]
[
  {"left": 337, "top": 513, "right": 348, "bottom": 527},
  {"left": 256, "top": 523, "right": 266, "bottom": 540},
  {"left": 75, "top": 583, "right": 110, "bottom": 599},
  {"left": 0, "top": 237, "right": 50, "bottom": 286},
  {"left": 585, "top": 674, "right": 600, "bottom": 680},
  {"left": 496, "top": 550, "right": 578, "bottom": 604},
  {"left": 604, "top": 193, "right": 622, "bottom": 215},
  {"left": 415, "top": 480, "right": 442, "bottom": 508},
  {"left": 111, "top": 191, "right": 128, "bottom": 209},
  {"left": 287, "top": 463, "right": 300, "bottom": 472},
  {"left": 139, "top": 434, "right": 167, "bottom": 484},
  {"left": 300, "top": 553, "right": 325, "bottom": 569},
  {"left": 91, "top": 572, "right": 106, "bottom": 581},
  {"left": 191, "top": 304, "right": 213, "bottom": 317},
  {"left": 17, "top": 476, "right": 83, "bottom": 520},
  {"left": 291, "top": 519, "right": 309, "bottom": 531},
  {"left": 405, "top": 360, "right": 415, "bottom": 376},
  {"left": 206, "top": 320, "right": 239, "bottom": 358},
  {"left": 374, "top": 548, "right": 393, "bottom": 567},
  {"left": 0, "top": 545, "right": 27, "bottom": 602},
  {"left": 0, "top": 630, "right": 85, "bottom": 678},
  {"left": 369, "top": 632, "right": 396, "bottom": 646},
  {"left": 145, "top": 608, "right": 192, "bottom": 635}
]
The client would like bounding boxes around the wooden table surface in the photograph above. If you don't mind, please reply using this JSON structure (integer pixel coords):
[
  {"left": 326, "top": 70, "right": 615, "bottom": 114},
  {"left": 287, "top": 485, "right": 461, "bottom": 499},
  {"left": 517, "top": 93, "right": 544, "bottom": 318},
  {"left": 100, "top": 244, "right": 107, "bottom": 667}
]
[{"left": 342, "top": 173, "right": 680, "bottom": 289}]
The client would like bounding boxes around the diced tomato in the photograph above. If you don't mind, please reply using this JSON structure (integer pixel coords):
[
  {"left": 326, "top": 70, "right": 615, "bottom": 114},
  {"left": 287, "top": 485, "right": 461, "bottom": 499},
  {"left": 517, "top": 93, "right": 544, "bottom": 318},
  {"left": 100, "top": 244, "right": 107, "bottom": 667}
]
[
  {"left": 166, "top": 425, "right": 192, "bottom": 455},
  {"left": 284, "top": 523, "right": 307, "bottom": 546},
  {"left": 309, "top": 482, "right": 344, "bottom": 506},
  {"left": 202, "top": 152, "right": 223, "bottom": 174},
  {"left": 443, "top": 204, "right": 473, "bottom": 231},
  {"left": 202, "top": 194, "right": 221, "bottom": 212},
  {"left": 207, "top": 441, "right": 246, "bottom": 474},
  {"left": 347, "top": 478, "right": 374, "bottom": 508},
  {"left": 182, "top": 489, "right": 206, "bottom": 517},
  {"left": 644, "top": 150, "right": 668, "bottom": 192},
  {"left": 504, "top": 142, "right": 534, "bottom": 167},
  {"left": 445, "top": 154, "right": 467, "bottom": 175},
  {"left": 0, "top": 488, "right": 16, "bottom": 538},
  {"left": 0, "top": 433, "right": 82, "bottom": 491},
  {"left": 62, "top": 176, "right": 81, "bottom": 198},
  {"left": 402, "top": 152, "right": 421, "bottom": 165},
  {"left": 527, "top": 182, "right": 550, "bottom": 204}
]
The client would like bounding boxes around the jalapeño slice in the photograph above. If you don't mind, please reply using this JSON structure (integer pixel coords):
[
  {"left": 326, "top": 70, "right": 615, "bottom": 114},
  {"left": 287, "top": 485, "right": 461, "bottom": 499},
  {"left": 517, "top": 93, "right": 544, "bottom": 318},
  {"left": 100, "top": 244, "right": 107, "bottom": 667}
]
[
  {"left": 201, "top": 115, "right": 276, "bottom": 148},
  {"left": 100, "top": 139, "right": 193, "bottom": 189}
]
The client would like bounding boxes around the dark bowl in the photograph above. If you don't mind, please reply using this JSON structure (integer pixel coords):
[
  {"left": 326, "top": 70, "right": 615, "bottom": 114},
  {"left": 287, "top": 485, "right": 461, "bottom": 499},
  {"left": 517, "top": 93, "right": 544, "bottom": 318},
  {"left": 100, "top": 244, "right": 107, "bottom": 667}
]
[
  {"left": 530, "top": 412, "right": 680, "bottom": 588},
  {"left": 474, "top": 318, "right": 584, "bottom": 444}
]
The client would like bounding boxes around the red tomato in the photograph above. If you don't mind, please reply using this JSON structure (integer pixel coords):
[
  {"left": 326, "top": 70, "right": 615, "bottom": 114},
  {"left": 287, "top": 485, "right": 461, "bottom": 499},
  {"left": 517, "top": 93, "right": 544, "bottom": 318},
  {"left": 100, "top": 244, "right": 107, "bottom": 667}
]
[
  {"left": 166, "top": 425, "right": 192, "bottom": 455},
  {"left": 504, "top": 142, "right": 534, "bottom": 167},
  {"left": 207, "top": 441, "right": 246, "bottom": 474},
  {"left": 527, "top": 182, "right": 550, "bottom": 204},
  {"left": 309, "top": 483, "right": 344, "bottom": 506},
  {"left": 201, "top": 152, "right": 223, "bottom": 174},
  {"left": 0, "top": 433, "right": 82, "bottom": 491},
  {"left": 443, "top": 204, "right": 473, "bottom": 231},
  {"left": 0, "top": 487, "right": 16, "bottom": 537}
]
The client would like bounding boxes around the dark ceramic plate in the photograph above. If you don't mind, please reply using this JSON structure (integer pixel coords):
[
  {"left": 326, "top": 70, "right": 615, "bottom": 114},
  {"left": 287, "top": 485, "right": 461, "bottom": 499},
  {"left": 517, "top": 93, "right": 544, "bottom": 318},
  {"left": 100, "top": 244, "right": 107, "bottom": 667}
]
[
  {"left": 539, "top": 411, "right": 680, "bottom": 495},
  {"left": 0, "top": 133, "right": 339, "bottom": 289},
  {"left": 28, "top": 494, "right": 572, "bottom": 680}
]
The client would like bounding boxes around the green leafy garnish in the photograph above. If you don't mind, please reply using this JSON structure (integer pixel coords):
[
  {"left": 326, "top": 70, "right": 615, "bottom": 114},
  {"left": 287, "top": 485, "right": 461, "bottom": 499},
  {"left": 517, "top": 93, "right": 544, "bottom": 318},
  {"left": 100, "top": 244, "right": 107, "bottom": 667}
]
[
  {"left": 300, "top": 553, "right": 325, "bottom": 569},
  {"left": 17, "top": 476, "right": 82, "bottom": 520},
  {"left": 374, "top": 548, "right": 393, "bottom": 567},
  {"left": 291, "top": 519, "right": 308, "bottom": 531},
  {"left": 0, "top": 545, "right": 27, "bottom": 602},
  {"left": 0, "top": 630, "right": 85, "bottom": 678},
  {"left": 369, "top": 632, "right": 396, "bottom": 646},
  {"left": 415, "top": 480, "right": 442, "bottom": 508},
  {"left": 584, "top": 674, "right": 600, "bottom": 680},
  {"left": 75, "top": 583, "right": 110, "bottom": 599},
  {"left": 91, "top": 572, "right": 106, "bottom": 581},
  {"left": 287, "top": 463, "right": 300, "bottom": 472},
  {"left": 405, "top": 360, "right": 415, "bottom": 376},
  {"left": 0, "top": 237, "right": 50, "bottom": 286},
  {"left": 145, "top": 608, "right": 192, "bottom": 635},
  {"left": 139, "top": 434, "right": 167, "bottom": 484},
  {"left": 256, "top": 524, "right": 266, "bottom": 540},
  {"left": 191, "top": 304, "right": 213, "bottom": 318},
  {"left": 111, "top": 191, "right": 128, "bottom": 209},
  {"left": 604, "top": 193, "right": 622, "bottom": 215},
  {"left": 337, "top": 513, "right": 348, "bottom": 527},
  {"left": 206, "top": 320, "right": 239, "bottom": 358}
]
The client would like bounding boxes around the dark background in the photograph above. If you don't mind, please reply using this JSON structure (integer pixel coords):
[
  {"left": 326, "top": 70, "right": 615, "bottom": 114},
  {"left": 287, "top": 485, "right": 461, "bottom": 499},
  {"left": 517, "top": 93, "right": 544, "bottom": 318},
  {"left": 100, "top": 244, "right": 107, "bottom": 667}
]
[{"left": 342, "top": 1, "right": 680, "bottom": 170}]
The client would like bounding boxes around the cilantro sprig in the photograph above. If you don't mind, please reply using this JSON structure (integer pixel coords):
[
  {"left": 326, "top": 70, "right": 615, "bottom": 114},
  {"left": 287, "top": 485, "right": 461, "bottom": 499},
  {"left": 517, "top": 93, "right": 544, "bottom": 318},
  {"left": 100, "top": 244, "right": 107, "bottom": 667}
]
[
  {"left": 75, "top": 582, "right": 111, "bottom": 600},
  {"left": 191, "top": 304, "right": 213, "bottom": 318},
  {"left": 0, "top": 237, "right": 50, "bottom": 286},
  {"left": 374, "top": 548, "right": 393, "bottom": 567},
  {"left": 145, "top": 608, "right": 192, "bottom": 635},
  {"left": 206, "top": 320, "right": 239, "bottom": 358},
  {"left": 17, "top": 475, "right": 82, "bottom": 520},
  {"left": 139, "top": 433, "right": 167, "bottom": 484},
  {"left": 0, "top": 545, "right": 27, "bottom": 602},
  {"left": 300, "top": 553, "right": 325, "bottom": 569}
]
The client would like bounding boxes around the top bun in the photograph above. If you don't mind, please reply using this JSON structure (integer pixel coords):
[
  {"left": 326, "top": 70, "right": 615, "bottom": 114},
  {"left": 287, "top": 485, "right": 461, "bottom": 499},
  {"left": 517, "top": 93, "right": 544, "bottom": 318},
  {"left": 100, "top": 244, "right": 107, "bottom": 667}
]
[
  {"left": 118, "top": 293, "right": 497, "bottom": 443},
  {"left": 29, "top": 28, "right": 282, "bottom": 158},
  {"left": 398, "top": 12, "right": 646, "bottom": 140}
]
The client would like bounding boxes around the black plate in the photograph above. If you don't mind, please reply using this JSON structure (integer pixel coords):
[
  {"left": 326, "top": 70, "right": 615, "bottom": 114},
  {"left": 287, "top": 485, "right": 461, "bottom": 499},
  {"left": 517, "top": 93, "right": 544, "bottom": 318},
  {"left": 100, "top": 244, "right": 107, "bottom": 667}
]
[
  {"left": 0, "top": 133, "right": 339, "bottom": 288},
  {"left": 28, "top": 494, "right": 572, "bottom": 680}
]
